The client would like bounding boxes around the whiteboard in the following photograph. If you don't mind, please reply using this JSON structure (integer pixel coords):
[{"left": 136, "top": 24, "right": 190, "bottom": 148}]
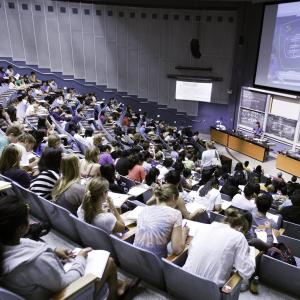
[
  {"left": 175, "top": 81, "right": 212, "bottom": 102},
  {"left": 270, "top": 97, "right": 300, "bottom": 120}
]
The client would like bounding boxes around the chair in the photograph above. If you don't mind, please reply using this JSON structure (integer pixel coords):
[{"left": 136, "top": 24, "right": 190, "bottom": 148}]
[
  {"left": 277, "top": 235, "right": 300, "bottom": 258},
  {"left": 259, "top": 254, "right": 300, "bottom": 298},
  {"left": 110, "top": 234, "right": 165, "bottom": 290},
  {"left": 282, "top": 220, "right": 300, "bottom": 240},
  {"left": 0, "top": 274, "right": 97, "bottom": 300},
  {"left": 162, "top": 259, "right": 241, "bottom": 300},
  {"left": 210, "top": 211, "right": 225, "bottom": 223},
  {"left": 69, "top": 214, "right": 117, "bottom": 259},
  {"left": 37, "top": 196, "right": 81, "bottom": 244},
  {"left": 10, "top": 182, "right": 48, "bottom": 222}
]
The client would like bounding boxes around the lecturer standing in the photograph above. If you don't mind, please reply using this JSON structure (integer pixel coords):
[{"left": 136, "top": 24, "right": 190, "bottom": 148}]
[{"left": 253, "top": 121, "right": 263, "bottom": 138}]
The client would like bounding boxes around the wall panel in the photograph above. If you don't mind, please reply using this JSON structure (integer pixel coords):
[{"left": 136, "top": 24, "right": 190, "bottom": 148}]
[{"left": 0, "top": 0, "right": 12, "bottom": 57}]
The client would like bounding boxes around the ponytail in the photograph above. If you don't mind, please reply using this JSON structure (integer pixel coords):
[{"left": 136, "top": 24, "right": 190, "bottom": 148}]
[{"left": 224, "top": 208, "right": 249, "bottom": 234}]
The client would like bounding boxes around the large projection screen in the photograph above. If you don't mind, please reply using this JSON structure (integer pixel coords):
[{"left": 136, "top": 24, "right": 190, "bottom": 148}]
[
  {"left": 255, "top": 1, "right": 300, "bottom": 93},
  {"left": 175, "top": 81, "right": 212, "bottom": 102}
]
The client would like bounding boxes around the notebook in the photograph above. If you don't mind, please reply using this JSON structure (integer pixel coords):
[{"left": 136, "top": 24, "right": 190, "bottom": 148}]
[
  {"left": 128, "top": 185, "right": 150, "bottom": 197},
  {"left": 185, "top": 202, "right": 206, "bottom": 214},
  {"left": 126, "top": 206, "right": 145, "bottom": 221},
  {"left": 266, "top": 212, "right": 280, "bottom": 224},
  {"left": 182, "top": 219, "right": 210, "bottom": 237},
  {"left": 64, "top": 248, "right": 110, "bottom": 279},
  {"left": 0, "top": 181, "right": 12, "bottom": 191},
  {"left": 108, "top": 191, "right": 130, "bottom": 208},
  {"left": 221, "top": 200, "right": 232, "bottom": 211}
]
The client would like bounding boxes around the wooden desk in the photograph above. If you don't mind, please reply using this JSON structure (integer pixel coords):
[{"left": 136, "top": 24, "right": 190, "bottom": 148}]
[
  {"left": 210, "top": 127, "right": 229, "bottom": 146},
  {"left": 276, "top": 154, "right": 300, "bottom": 177},
  {"left": 227, "top": 135, "right": 267, "bottom": 162}
]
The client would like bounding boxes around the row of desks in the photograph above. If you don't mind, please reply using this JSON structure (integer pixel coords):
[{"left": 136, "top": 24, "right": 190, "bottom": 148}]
[
  {"left": 211, "top": 127, "right": 300, "bottom": 178},
  {"left": 210, "top": 127, "right": 268, "bottom": 162}
]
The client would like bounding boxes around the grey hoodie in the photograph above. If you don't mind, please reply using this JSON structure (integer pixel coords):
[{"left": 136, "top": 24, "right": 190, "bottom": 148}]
[{"left": 1, "top": 238, "right": 86, "bottom": 300}]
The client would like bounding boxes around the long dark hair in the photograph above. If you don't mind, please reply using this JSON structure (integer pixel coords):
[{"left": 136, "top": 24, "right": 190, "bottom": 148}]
[
  {"left": 0, "top": 196, "right": 29, "bottom": 277},
  {"left": 38, "top": 148, "right": 62, "bottom": 173}
]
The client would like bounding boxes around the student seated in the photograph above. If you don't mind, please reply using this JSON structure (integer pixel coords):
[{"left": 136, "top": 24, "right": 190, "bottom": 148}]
[
  {"left": 280, "top": 190, "right": 300, "bottom": 225},
  {"left": 232, "top": 183, "right": 256, "bottom": 213},
  {"left": 182, "top": 209, "right": 255, "bottom": 287},
  {"left": 233, "top": 162, "right": 247, "bottom": 185},
  {"left": 0, "top": 124, "right": 22, "bottom": 153},
  {"left": 252, "top": 193, "right": 279, "bottom": 229},
  {"left": 198, "top": 178, "right": 222, "bottom": 211},
  {"left": 30, "top": 148, "right": 62, "bottom": 200},
  {"left": 134, "top": 184, "right": 188, "bottom": 257},
  {"left": 100, "top": 164, "right": 127, "bottom": 194},
  {"left": 77, "top": 177, "right": 125, "bottom": 234},
  {"left": 80, "top": 146, "right": 101, "bottom": 178},
  {"left": 0, "top": 144, "right": 31, "bottom": 188},
  {"left": 0, "top": 195, "right": 126, "bottom": 300},
  {"left": 220, "top": 176, "right": 240, "bottom": 199},
  {"left": 52, "top": 155, "right": 85, "bottom": 215}
]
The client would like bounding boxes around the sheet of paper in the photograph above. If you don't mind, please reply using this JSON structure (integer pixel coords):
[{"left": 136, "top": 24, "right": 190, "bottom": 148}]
[
  {"left": 185, "top": 202, "right": 206, "bottom": 214},
  {"left": 108, "top": 191, "right": 130, "bottom": 208},
  {"left": 255, "top": 229, "right": 267, "bottom": 243},
  {"left": 266, "top": 212, "right": 280, "bottom": 224},
  {"left": 183, "top": 219, "right": 210, "bottom": 237},
  {"left": 64, "top": 248, "right": 110, "bottom": 278},
  {"left": 128, "top": 185, "right": 149, "bottom": 197},
  {"left": 0, "top": 181, "right": 12, "bottom": 190},
  {"left": 126, "top": 206, "right": 145, "bottom": 221},
  {"left": 221, "top": 200, "right": 232, "bottom": 211}
]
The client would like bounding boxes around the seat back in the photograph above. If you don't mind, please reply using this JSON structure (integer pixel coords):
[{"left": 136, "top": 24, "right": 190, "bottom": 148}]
[
  {"left": 69, "top": 214, "right": 116, "bottom": 259},
  {"left": 38, "top": 196, "right": 81, "bottom": 244},
  {"left": 221, "top": 193, "right": 232, "bottom": 202},
  {"left": 259, "top": 254, "right": 300, "bottom": 298},
  {"left": 11, "top": 182, "right": 48, "bottom": 222},
  {"left": 282, "top": 220, "right": 300, "bottom": 240},
  {"left": 162, "top": 259, "right": 221, "bottom": 300},
  {"left": 110, "top": 234, "right": 165, "bottom": 289},
  {"left": 210, "top": 211, "right": 225, "bottom": 223},
  {"left": 277, "top": 235, "right": 300, "bottom": 257},
  {"left": 0, "top": 288, "right": 24, "bottom": 300}
]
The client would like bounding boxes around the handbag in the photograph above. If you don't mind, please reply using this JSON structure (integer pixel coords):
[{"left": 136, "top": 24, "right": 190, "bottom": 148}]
[{"left": 212, "top": 150, "right": 222, "bottom": 167}]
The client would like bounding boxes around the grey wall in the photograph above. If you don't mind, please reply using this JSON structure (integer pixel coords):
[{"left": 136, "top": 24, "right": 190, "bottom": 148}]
[{"left": 0, "top": 0, "right": 238, "bottom": 117}]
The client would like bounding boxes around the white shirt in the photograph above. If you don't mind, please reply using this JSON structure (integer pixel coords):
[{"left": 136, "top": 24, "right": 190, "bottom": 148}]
[
  {"left": 197, "top": 187, "right": 222, "bottom": 211},
  {"left": 201, "top": 149, "right": 217, "bottom": 168},
  {"left": 183, "top": 222, "right": 255, "bottom": 286},
  {"left": 232, "top": 193, "right": 256, "bottom": 213},
  {"left": 156, "top": 165, "right": 169, "bottom": 180}
]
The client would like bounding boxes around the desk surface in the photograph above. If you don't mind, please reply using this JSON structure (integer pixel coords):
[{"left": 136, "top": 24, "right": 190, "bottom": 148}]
[{"left": 276, "top": 153, "right": 300, "bottom": 177}]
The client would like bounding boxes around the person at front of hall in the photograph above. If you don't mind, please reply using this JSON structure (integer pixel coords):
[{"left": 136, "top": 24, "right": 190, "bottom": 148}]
[{"left": 253, "top": 121, "right": 263, "bottom": 138}]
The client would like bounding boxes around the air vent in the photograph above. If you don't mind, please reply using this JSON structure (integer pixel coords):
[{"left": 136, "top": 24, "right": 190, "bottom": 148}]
[
  {"left": 152, "top": 13, "right": 157, "bottom": 19},
  {"left": 174, "top": 14, "right": 179, "bottom": 20},
  {"left": 130, "top": 12, "right": 135, "bottom": 18},
  {"left": 22, "top": 3, "right": 28, "bottom": 10},
  {"left": 141, "top": 12, "right": 146, "bottom": 19},
  {"left": 96, "top": 9, "right": 101, "bottom": 16},
  {"left": 196, "top": 15, "right": 201, "bottom": 21},
  {"left": 60, "top": 7, "right": 66, "bottom": 13},
  {"left": 206, "top": 16, "right": 212, "bottom": 22},
  {"left": 35, "top": 4, "right": 41, "bottom": 11},
  {"left": 184, "top": 15, "right": 190, "bottom": 21},
  {"left": 163, "top": 14, "right": 168, "bottom": 20},
  {"left": 48, "top": 6, "right": 54, "bottom": 12},
  {"left": 72, "top": 8, "right": 78, "bottom": 14},
  {"left": 8, "top": 2, "right": 15, "bottom": 9},
  {"left": 107, "top": 10, "right": 113, "bottom": 16},
  {"left": 217, "top": 16, "right": 223, "bottom": 22},
  {"left": 84, "top": 9, "right": 90, "bottom": 15},
  {"left": 119, "top": 11, "right": 124, "bottom": 17},
  {"left": 228, "top": 16, "right": 234, "bottom": 23}
]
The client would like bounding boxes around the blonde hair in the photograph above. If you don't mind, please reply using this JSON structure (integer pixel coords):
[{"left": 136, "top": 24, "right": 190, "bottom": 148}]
[
  {"left": 93, "top": 134, "right": 104, "bottom": 147},
  {"left": 84, "top": 147, "right": 100, "bottom": 163},
  {"left": 47, "top": 134, "right": 61, "bottom": 149},
  {"left": 82, "top": 177, "right": 109, "bottom": 223},
  {"left": 52, "top": 154, "right": 80, "bottom": 201},
  {"left": 154, "top": 184, "right": 179, "bottom": 204},
  {"left": 0, "top": 144, "right": 21, "bottom": 172},
  {"left": 206, "top": 141, "right": 215, "bottom": 149}
]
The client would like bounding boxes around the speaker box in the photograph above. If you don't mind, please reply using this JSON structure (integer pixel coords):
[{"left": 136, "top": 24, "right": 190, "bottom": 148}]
[{"left": 190, "top": 39, "right": 201, "bottom": 59}]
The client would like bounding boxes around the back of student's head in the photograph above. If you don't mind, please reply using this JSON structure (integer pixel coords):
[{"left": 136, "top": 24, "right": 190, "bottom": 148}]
[
  {"left": 82, "top": 177, "right": 109, "bottom": 223},
  {"left": 154, "top": 184, "right": 179, "bottom": 204},
  {"left": 183, "top": 168, "right": 192, "bottom": 179},
  {"left": 228, "top": 176, "right": 238, "bottom": 187},
  {"left": 163, "top": 158, "right": 173, "bottom": 168},
  {"left": 17, "top": 133, "right": 36, "bottom": 146},
  {"left": 234, "top": 162, "right": 244, "bottom": 172},
  {"left": 0, "top": 196, "right": 29, "bottom": 276},
  {"left": 256, "top": 193, "right": 273, "bottom": 214},
  {"left": 253, "top": 183, "right": 261, "bottom": 195},
  {"left": 0, "top": 144, "right": 21, "bottom": 173},
  {"left": 199, "top": 178, "right": 219, "bottom": 197},
  {"left": 6, "top": 125, "right": 22, "bottom": 140},
  {"left": 145, "top": 167, "right": 159, "bottom": 186},
  {"left": 52, "top": 155, "right": 80, "bottom": 200},
  {"left": 100, "top": 164, "right": 116, "bottom": 183},
  {"left": 244, "top": 183, "right": 255, "bottom": 198},
  {"left": 164, "top": 170, "right": 181, "bottom": 185},
  {"left": 85, "top": 146, "right": 99, "bottom": 163},
  {"left": 173, "top": 161, "right": 184, "bottom": 174},
  {"left": 255, "top": 165, "right": 262, "bottom": 173},
  {"left": 244, "top": 161, "right": 249, "bottom": 167},
  {"left": 224, "top": 208, "right": 249, "bottom": 234},
  {"left": 47, "top": 134, "right": 61, "bottom": 149},
  {"left": 291, "top": 175, "right": 297, "bottom": 183},
  {"left": 84, "top": 127, "right": 94, "bottom": 137},
  {"left": 38, "top": 148, "right": 62, "bottom": 173},
  {"left": 206, "top": 141, "right": 215, "bottom": 149},
  {"left": 291, "top": 190, "right": 300, "bottom": 207}
]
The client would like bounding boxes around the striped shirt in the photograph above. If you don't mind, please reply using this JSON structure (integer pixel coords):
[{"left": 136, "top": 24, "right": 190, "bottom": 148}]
[{"left": 30, "top": 170, "right": 60, "bottom": 200}]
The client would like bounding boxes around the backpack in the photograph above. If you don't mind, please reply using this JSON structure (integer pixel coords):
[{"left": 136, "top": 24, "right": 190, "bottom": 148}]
[{"left": 266, "top": 243, "right": 297, "bottom": 266}]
